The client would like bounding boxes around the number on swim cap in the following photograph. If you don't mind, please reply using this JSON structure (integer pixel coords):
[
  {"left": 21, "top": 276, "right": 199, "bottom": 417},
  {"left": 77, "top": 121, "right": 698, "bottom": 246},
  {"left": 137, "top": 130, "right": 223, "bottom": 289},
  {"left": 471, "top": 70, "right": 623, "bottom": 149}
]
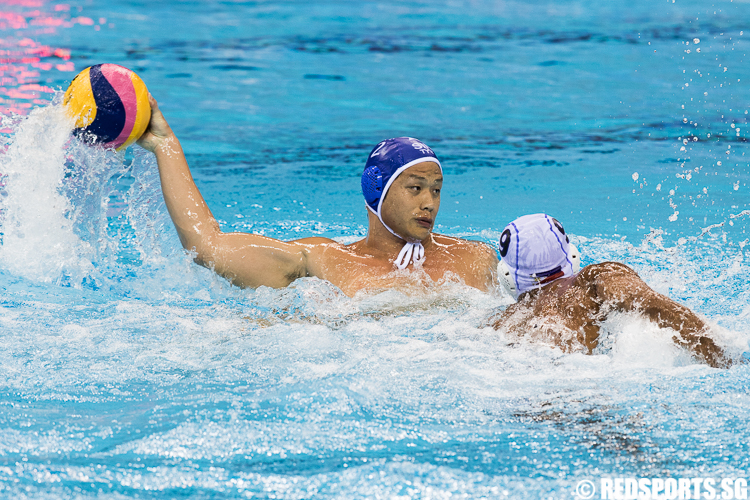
[
  {"left": 370, "top": 141, "right": 387, "bottom": 158},
  {"left": 551, "top": 217, "right": 570, "bottom": 243},
  {"left": 499, "top": 228, "right": 512, "bottom": 257}
]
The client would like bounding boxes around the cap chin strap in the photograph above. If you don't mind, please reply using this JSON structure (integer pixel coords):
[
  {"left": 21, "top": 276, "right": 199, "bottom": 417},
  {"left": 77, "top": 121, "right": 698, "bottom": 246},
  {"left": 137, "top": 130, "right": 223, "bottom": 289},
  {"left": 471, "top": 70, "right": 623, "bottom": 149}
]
[
  {"left": 366, "top": 204, "right": 426, "bottom": 270},
  {"left": 394, "top": 241, "right": 425, "bottom": 270}
]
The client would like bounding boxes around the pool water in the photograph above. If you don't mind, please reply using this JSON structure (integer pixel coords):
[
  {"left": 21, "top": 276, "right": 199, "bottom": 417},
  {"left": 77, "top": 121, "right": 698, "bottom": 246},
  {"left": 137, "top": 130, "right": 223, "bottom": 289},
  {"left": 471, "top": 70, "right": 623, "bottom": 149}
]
[{"left": 1, "top": 0, "right": 749, "bottom": 498}]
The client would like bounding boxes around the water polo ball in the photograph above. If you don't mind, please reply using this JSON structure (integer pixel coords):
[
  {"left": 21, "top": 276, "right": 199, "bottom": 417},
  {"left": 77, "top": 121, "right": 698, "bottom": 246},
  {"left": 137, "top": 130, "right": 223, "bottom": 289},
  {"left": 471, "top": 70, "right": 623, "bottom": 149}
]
[{"left": 64, "top": 64, "right": 151, "bottom": 151}]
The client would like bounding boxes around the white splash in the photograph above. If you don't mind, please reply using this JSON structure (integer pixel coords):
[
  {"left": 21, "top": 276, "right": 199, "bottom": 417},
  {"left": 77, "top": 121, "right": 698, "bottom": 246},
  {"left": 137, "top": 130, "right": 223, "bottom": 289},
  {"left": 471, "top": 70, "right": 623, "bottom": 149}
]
[{"left": 0, "top": 102, "right": 94, "bottom": 285}]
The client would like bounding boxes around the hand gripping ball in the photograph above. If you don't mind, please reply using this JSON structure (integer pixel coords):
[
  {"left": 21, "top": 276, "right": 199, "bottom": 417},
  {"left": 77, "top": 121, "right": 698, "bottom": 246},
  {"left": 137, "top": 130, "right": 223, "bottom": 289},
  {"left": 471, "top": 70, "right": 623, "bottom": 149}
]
[{"left": 64, "top": 64, "right": 151, "bottom": 151}]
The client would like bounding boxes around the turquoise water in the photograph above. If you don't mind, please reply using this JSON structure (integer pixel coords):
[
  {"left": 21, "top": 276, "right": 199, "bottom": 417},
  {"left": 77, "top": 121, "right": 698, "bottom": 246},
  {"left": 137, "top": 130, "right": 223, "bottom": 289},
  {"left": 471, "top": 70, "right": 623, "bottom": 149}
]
[{"left": 1, "top": 0, "right": 750, "bottom": 498}]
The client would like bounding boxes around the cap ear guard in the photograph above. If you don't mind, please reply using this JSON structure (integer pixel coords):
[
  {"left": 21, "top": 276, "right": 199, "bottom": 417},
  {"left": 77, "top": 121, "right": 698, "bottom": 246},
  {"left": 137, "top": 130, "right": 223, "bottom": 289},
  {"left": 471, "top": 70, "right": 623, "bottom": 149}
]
[
  {"left": 361, "top": 165, "right": 383, "bottom": 210},
  {"left": 568, "top": 243, "right": 581, "bottom": 273},
  {"left": 497, "top": 259, "right": 518, "bottom": 300}
]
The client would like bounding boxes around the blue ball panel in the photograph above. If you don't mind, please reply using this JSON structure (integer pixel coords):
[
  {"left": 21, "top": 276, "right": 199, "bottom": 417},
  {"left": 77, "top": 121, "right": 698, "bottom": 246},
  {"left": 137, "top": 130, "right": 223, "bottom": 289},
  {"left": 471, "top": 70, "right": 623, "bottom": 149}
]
[{"left": 79, "top": 64, "right": 126, "bottom": 145}]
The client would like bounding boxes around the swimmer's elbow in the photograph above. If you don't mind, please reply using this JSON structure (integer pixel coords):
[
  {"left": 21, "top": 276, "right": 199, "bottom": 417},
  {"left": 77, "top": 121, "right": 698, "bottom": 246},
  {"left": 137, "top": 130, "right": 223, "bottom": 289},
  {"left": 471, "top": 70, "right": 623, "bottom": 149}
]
[
  {"left": 175, "top": 220, "right": 223, "bottom": 257},
  {"left": 188, "top": 244, "right": 218, "bottom": 274},
  {"left": 184, "top": 233, "right": 223, "bottom": 269}
]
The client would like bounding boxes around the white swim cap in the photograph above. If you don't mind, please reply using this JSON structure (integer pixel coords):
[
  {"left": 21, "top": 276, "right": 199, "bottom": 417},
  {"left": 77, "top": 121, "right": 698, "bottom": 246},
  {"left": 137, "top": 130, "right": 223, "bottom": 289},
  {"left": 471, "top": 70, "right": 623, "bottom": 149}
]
[{"left": 497, "top": 213, "right": 580, "bottom": 299}]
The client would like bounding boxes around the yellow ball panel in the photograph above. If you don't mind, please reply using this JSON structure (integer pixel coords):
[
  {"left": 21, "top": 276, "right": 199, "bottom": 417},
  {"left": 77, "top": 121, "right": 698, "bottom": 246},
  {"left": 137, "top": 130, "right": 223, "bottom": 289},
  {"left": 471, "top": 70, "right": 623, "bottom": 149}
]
[{"left": 63, "top": 67, "right": 97, "bottom": 129}]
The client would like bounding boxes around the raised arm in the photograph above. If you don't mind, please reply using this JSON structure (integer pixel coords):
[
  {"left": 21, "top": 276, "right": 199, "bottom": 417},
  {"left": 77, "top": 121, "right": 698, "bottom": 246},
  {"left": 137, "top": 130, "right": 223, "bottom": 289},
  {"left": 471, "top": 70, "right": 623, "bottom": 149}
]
[
  {"left": 588, "top": 262, "right": 729, "bottom": 368},
  {"left": 136, "top": 95, "right": 325, "bottom": 289}
]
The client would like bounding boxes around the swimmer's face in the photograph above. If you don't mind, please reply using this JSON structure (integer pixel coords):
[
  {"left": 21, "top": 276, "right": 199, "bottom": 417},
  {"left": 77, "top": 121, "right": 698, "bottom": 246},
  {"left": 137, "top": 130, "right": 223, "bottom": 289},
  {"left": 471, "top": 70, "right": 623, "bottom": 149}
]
[{"left": 381, "top": 161, "right": 442, "bottom": 242}]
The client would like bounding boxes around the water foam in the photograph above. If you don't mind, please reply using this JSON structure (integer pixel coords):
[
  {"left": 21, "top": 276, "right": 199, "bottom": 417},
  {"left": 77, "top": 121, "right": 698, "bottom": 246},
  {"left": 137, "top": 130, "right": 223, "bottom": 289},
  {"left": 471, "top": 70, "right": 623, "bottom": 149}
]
[
  {"left": 0, "top": 97, "right": 196, "bottom": 297},
  {"left": 0, "top": 100, "right": 95, "bottom": 285}
]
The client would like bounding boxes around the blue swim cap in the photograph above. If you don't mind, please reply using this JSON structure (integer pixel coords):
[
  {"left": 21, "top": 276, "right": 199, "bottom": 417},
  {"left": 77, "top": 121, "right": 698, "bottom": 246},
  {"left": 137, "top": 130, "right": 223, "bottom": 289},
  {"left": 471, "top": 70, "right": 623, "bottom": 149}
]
[
  {"left": 361, "top": 137, "right": 441, "bottom": 214},
  {"left": 360, "top": 137, "right": 442, "bottom": 269}
]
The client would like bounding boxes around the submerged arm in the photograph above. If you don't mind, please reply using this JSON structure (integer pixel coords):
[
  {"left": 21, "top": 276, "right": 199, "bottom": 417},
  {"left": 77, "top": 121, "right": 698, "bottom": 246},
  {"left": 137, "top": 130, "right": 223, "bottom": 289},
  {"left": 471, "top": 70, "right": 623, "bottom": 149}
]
[
  {"left": 590, "top": 262, "right": 729, "bottom": 368},
  {"left": 137, "top": 95, "right": 320, "bottom": 288}
]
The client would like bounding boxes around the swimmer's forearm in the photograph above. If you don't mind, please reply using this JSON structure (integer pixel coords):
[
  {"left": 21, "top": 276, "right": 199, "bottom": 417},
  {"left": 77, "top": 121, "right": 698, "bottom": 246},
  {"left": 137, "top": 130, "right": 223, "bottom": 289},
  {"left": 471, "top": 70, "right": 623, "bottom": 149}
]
[
  {"left": 631, "top": 296, "right": 728, "bottom": 368},
  {"left": 640, "top": 297, "right": 705, "bottom": 335},
  {"left": 138, "top": 96, "right": 221, "bottom": 253},
  {"left": 153, "top": 133, "right": 221, "bottom": 253}
]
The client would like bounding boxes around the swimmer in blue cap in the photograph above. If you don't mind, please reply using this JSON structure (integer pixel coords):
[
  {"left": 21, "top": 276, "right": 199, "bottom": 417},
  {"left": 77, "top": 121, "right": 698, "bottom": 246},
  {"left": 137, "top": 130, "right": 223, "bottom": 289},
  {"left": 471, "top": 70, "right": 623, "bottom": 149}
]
[
  {"left": 362, "top": 137, "right": 443, "bottom": 269},
  {"left": 487, "top": 213, "right": 732, "bottom": 368},
  {"left": 137, "top": 97, "right": 497, "bottom": 296}
]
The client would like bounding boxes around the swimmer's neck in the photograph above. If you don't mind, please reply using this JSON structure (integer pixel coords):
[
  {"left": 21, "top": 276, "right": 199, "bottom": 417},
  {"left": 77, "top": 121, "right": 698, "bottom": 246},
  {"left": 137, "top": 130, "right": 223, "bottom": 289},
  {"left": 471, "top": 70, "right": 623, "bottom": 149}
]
[
  {"left": 517, "top": 273, "right": 578, "bottom": 301},
  {"left": 358, "top": 210, "right": 434, "bottom": 256}
]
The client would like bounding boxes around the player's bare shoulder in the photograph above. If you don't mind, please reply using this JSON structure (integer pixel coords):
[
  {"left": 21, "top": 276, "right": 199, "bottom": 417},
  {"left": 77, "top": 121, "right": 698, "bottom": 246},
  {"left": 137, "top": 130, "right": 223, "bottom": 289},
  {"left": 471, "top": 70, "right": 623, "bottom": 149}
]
[
  {"left": 431, "top": 233, "right": 498, "bottom": 288},
  {"left": 433, "top": 233, "right": 496, "bottom": 257},
  {"left": 574, "top": 261, "right": 638, "bottom": 285},
  {"left": 290, "top": 236, "right": 348, "bottom": 260}
]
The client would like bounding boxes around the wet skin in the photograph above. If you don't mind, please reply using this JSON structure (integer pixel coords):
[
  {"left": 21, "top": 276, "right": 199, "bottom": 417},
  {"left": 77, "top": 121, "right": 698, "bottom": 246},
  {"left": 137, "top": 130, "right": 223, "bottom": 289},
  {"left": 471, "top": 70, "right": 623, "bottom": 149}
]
[
  {"left": 488, "top": 262, "right": 730, "bottom": 368},
  {"left": 137, "top": 96, "right": 498, "bottom": 296},
  {"left": 379, "top": 164, "right": 442, "bottom": 242}
]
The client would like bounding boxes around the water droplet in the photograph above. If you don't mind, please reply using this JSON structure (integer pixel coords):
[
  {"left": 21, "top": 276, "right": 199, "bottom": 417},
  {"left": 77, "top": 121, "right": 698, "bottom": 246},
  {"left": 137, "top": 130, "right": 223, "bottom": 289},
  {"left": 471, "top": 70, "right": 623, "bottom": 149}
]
[
  {"left": 683, "top": 118, "right": 688, "bottom": 123},
  {"left": 734, "top": 181, "right": 740, "bottom": 190},
  {"left": 693, "top": 38, "right": 700, "bottom": 44},
  {"left": 717, "top": 161, "right": 722, "bottom": 166},
  {"left": 669, "top": 189, "right": 675, "bottom": 195},
  {"left": 656, "top": 184, "right": 662, "bottom": 191},
  {"left": 632, "top": 172, "right": 639, "bottom": 181}
]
